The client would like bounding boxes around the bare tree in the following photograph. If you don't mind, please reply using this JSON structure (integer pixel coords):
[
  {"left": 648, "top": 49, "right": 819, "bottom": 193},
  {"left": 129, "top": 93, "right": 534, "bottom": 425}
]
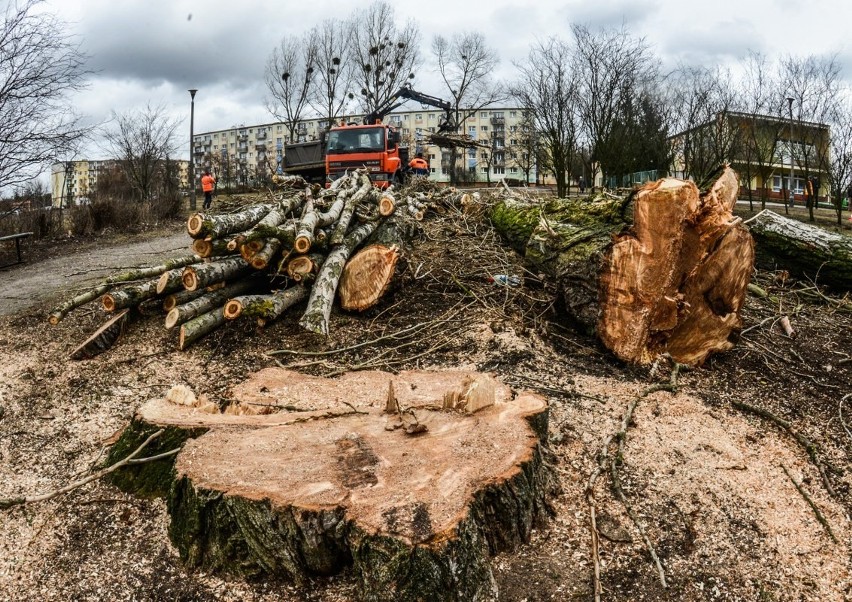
[
  {"left": 348, "top": 1, "right": 420, "bottom": 115},
  {"left": 511, "top": 37, "right": 580, "bottom": 198},
  {"left": 666, "top": 64, "right": 742, "bottom": 184},
  {"left": 780, "top": 53, "right": 842, "bottom": 221},
  {"left": 0, "top": 0, "right": 89, "bottom": 192},
  {"left": 265, "top": 34, "right": 318, "bottom": 142},
  {"left": 508, "top": 112, "right": 537, "bottom": 184},
  {"left": 102, "top": 104, "right": 181, "bottom": 203},
  {"left": 308, "top": 19, "right": 354, "bottom": 130},
  {"left": 817, "top": 93, "right": 852, "bottom": 225},
  {"left": 571, "top": 24, "right": 656, "bottom": 189},
  {"left": 736, "top": 52, "right": 786, "bottom": 210},
  {"left": 432, "top": 31, "right": 506, "bottom": 185}
]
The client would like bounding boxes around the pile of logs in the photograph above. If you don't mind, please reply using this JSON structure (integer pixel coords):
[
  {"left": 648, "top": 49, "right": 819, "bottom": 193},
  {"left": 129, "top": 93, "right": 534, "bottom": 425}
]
[{"left": 50, "top": 170, "right": 450, "bottom": 355}]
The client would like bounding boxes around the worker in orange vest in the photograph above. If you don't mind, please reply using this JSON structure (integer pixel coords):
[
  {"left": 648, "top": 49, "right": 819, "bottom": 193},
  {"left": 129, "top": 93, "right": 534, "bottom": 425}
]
[
  {"left": 408, "top": 152, "right": 429, "bottom": 177},
  {"left": 201, "top": 170, "right": 216, "bottom": 209}
]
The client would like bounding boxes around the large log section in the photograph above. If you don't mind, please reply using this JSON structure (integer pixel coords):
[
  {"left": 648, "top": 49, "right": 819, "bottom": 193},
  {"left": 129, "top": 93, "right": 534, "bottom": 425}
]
[
  {"left": 491, "top": 166, "right": 754, "bottom": 365},
  {"left": 108, "top": 369, "right": 550, "bottom": 601},
  {"left": 746, "top": 209, "right": 852, "bottom": 291}
]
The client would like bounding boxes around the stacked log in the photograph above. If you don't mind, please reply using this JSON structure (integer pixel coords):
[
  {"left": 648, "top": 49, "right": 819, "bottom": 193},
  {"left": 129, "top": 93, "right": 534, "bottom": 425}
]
[{"left": 48, "top": 170, "right": 455, "bottom": 355}]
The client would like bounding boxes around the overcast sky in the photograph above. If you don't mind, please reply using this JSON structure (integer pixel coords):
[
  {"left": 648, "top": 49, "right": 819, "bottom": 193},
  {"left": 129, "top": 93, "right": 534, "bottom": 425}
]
[{"left": 45, "top": 0, "right": 852, "bottom": 160}]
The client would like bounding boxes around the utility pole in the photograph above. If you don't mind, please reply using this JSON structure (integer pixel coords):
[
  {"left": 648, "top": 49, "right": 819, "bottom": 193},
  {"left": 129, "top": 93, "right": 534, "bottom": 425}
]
[
  {"left": 189, "top": 89, "right": 198, "bottom": 211},
  {"left": 786, "top": 96, "right": 795, "bottom": 209}
]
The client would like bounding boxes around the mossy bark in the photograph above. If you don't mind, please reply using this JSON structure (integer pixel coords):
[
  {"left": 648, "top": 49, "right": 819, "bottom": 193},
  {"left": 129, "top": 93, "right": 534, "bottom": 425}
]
[
  {"left": 490, "top": 195, "right": 630, "bottom": 332},
  {"left": 164, "top": 408, "right": 550, "bottom": 601},
  {"left": 105, "top": 419, "right": 207, "bottom": 498},
  {"left": 747, "top": 209, "right": 852, "bottom": 291}
]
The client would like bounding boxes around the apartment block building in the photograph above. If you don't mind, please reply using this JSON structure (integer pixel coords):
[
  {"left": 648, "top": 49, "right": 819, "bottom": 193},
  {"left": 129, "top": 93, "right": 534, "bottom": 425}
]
[
  {"left": 50, "top": 159, "right": 190, "bottom": 207},
  {"left": 192, "top": 106, "right": 537, "bottom": 187}
]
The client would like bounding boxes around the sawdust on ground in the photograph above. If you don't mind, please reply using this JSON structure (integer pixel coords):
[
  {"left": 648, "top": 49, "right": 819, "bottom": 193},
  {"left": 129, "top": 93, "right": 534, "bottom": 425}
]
[{"left": 0, "top": 198, "right": 850, "bottom": 601}]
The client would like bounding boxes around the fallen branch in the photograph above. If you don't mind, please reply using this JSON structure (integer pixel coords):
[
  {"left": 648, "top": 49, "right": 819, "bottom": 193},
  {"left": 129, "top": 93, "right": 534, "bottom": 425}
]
[
  {"left": 780, "top": 464, "right": 837, "bottom": 543},
  {"left": 0, "top": 430, "right": 177, "bottom": 510},
  {"left": 731, "top": 400, "right": 836, "bottom": 498},
  {"left": 584, "top": 362, "right": 685, "bottom": 597}
]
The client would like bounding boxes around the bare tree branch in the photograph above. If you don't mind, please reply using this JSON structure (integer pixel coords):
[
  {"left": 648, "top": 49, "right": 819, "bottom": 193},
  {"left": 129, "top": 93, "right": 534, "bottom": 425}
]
[{"left": 0, "top": 0, "right": 91, "bottom": 191}]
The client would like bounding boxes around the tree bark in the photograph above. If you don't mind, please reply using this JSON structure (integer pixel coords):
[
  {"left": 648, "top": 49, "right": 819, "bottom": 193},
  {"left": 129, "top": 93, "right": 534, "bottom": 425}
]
[
  {"left": 300, "top": 222, "right": 378, "bottom": 335},
  {"left": 490, "top": 167, "right": 755, "bottom": 366},
  {"left": 187, "top": 205, "right": 273, "bottom": 240},
  {"left": 746, "top": 209, "right": 852, "bottom": 291},
  {"left": 182, "top": 257, "right": 252, "bottom": 292},
  {"left": 109, "top": 368, "right": 550, "bottom": 601},
  {"left": 70, "top": 309, "right": 130, "bottom": 360},
  {"left": 165, "top": 279, "right": 258, "bottom": 330},
  {"left": 224, "top": 287, "right": 308, "bottom": 322},
  {"left": 178, "top": 308, "right": 227, "bottom": 350},
  {"left": 48, "top": 255, "right": 200, "bottom": 325},
  {"left": 102, "top": 278, "right": 161, "bottom": 312}
]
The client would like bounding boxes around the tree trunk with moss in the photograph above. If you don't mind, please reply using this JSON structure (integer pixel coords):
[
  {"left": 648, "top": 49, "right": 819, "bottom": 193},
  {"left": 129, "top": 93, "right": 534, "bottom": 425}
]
[
  {"left": 490, "top": 167, "right": 755, "bottom": 366},
  {"left": 746, "top": 209, "right": 852, "bottom": 291}
]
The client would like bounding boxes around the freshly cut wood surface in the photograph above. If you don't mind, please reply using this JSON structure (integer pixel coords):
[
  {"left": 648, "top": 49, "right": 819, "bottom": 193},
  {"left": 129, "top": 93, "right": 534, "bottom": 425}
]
[
  {"left": 490, "top": 166, "right": 755, "bottom": 366},
  {"left": 338, "top": 244, "right": 400, "bottom": 311},
  {"left": 116, "top": 368, "right": 549, "bottom": 601}
]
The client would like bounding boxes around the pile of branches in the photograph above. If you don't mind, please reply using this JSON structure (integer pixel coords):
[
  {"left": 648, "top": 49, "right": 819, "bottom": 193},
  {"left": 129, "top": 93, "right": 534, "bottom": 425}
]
[{"left": 48, "top": 170, "right": 464, "bottom": 356}]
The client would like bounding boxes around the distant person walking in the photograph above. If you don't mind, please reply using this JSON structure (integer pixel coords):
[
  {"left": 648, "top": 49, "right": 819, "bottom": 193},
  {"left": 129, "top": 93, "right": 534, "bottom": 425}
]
[
  {"left": 201, "top": 170, "right": 216, "bottom": 210},
  {"left": 408, "top": 152, "right": 429, "bottom": 177}
]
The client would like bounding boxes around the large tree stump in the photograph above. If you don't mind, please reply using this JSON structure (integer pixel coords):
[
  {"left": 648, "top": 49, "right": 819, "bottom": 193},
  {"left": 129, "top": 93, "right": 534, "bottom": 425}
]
[
  {"left": 490, "top": 166, "right": 755, "bottom": 365},
  {"left": 109, "top": 368, "right": 550, "bottom": 601}
]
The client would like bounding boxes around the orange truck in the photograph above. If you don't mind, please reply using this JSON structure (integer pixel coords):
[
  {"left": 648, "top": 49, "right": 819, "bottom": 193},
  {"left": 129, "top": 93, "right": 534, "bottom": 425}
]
[{"left": 282, "top": 86, "right": 455, "bottom": 188}]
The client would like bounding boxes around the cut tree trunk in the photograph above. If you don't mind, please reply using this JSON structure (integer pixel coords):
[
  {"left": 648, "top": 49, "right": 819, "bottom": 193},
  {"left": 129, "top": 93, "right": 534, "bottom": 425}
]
[
  {"left": 187, "top": 205, "right": 273, "bottom": 239},
  {"left": 746, "top": 209, "right": 852, "bottom": 291},
  {"left": 338, "top": 244, "right": 401, "bottom": 311},
  {"left": 179, "top": 308, "right": 226, "bottom": 350},
  {"left": 109, "top": 368, "right": 550, "bottom": 601},
  {"left": 69, "top": 309, "right": 130, "bottom": 360},
  {"left": 191, "top": 238, "right": 234, "bottom": 259},
  {"left": 223, "top": 287, "right": 308, "bottom": 322},
  {"left": 490, "top": 166, "right": 755, "bottom": 366},
  {"left": 300, "top": 222, "right": 378, "bottom": 335},
  {"left": 48, "top": 255, "right": 200, "bottom": 325},
  {"left": 102, "top": 278, "right": 161, "bottom": 312},
  {"left": 182, "top": 257, "right": 251, "bottom": 291},
  {"left": 165, "top": 279, "right": 258, "bottom": 330}
]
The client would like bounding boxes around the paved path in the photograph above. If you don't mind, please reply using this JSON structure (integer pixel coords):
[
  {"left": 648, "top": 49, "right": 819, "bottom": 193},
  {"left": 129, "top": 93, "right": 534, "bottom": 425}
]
[{"left": 0, "top": 231, "right": 190, "bottom": 316}]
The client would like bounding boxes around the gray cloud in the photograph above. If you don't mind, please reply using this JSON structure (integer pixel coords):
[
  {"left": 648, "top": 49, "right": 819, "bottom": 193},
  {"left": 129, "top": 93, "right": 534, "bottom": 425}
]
[{"left": 556, "top": 0, "right": 660, "bottom": 29}]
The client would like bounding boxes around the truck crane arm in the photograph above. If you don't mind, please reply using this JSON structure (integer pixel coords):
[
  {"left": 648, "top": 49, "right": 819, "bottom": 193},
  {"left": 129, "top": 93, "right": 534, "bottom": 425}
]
[{"left": 363, "top": 85, "right": 457, "bottom": 133}]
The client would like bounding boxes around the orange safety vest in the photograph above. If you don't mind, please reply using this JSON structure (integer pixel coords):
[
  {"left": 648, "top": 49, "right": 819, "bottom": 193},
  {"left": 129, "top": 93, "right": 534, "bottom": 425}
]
[
  {"left": 409, "top": 157, "right": 428, "bottom": 170},
  {"left": 201, "top": 174, "right": 216, "bottom": 192}
]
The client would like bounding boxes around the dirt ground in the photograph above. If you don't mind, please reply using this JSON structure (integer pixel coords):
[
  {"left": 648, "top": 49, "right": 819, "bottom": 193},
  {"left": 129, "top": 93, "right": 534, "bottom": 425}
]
[{"left": 0, "top": 200, "right": 850, "bottom": 601}]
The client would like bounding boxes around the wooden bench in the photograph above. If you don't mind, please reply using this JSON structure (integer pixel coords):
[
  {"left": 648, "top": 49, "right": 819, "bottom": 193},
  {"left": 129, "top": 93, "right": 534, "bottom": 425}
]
[{"left": 0, "top": 232, "right": 33, "bottom": 267}]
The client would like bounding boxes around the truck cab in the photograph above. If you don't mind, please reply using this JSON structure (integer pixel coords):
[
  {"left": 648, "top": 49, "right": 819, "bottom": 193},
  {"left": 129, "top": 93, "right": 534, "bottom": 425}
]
[{"left": 325, "top": 123, "right": 408, "bottom": 188}]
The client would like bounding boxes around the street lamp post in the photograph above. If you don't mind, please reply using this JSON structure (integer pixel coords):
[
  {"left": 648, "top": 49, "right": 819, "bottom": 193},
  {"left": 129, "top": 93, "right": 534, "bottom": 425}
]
[
  {"left": 189, "top": 89, "right": 198, "bottom": 211},
  {"left": 786, "top": 96, "right": 795, "bottom": 208}
]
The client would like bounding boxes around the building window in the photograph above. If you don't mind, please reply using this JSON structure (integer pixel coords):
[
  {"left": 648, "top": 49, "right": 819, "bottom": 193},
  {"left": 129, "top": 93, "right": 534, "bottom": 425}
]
[
  {"left": 494, "top": 167, "right": 505, "bottom": 175},
  {"left": 481, "top": 112, "right": 488, "bottom": 118},
  {"left": 492, "top": 111, "right": 504, "bottom": 118},
  {"left": 429, "top": 114, "right": 435, "bottom": 120},
  {"left": 277, "top": 125, "right": 282, "bottom": 132},
  {"left": 430, "top": 167, "right": 435, "bottom": 173},
  {"left": 510, "top": 111, "right": 517, "bottom": 117},
  {"left": 509, "top": 167, "right": 518, "bottom": 173},
  {"left": 481, "top": 167, "right": 489, "bottom": 173},
  {"left": 429, "top": 153, "right": 435, "bottom": 160},
  {"left": 404, "top": 114, "right": 409, "bottom": 120},
  {"left": 416, "top": 113, "right": 422, "bottom": 120},
  {"left": 481, "top": 125, "right": 488, "bottom": 132}
]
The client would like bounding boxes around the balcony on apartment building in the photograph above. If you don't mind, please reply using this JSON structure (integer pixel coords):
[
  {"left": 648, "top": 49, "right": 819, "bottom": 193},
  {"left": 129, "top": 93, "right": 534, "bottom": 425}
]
[{"left": 490, "top": 116, "right": 505, "bottom": 126}]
